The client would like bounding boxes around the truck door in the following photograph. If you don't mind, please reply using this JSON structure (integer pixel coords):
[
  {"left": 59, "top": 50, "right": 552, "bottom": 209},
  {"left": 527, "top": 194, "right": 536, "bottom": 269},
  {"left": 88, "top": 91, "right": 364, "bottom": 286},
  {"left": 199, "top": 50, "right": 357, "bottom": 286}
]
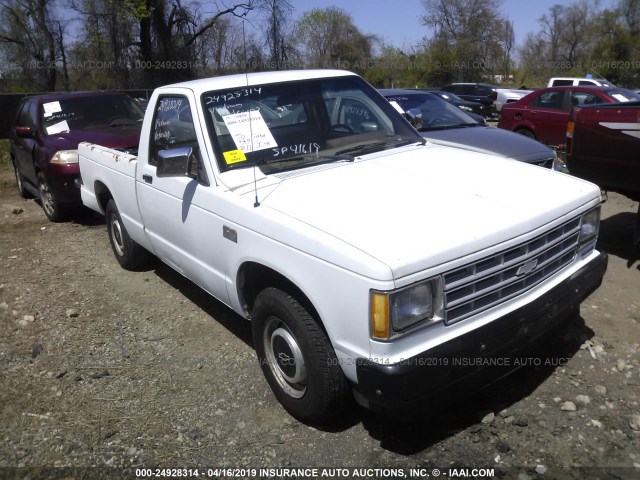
[{"left": 136, "top": 94, "right": 230, "bottom": 305}]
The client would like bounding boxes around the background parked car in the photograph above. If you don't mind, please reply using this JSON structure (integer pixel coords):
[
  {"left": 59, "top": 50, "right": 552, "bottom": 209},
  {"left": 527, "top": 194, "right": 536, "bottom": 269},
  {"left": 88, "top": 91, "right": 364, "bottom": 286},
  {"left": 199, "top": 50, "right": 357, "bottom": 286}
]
[
  {"left": 547, "top": 77, "right": 614, "bottom": 87},
  {"left": 424, "top": 90, "right": 488, "bottom": 118},
  {"left": 497, "top": 86, "right": 640, "bottom": 146},
  {"left": 380, "top": 89, "right": 558, "bottom": 168},
  {"left": 439, "top": 83, "right": 498, "bottom": 118},
  {"left": 10, "top": 92, "right": 143, "bottom": 221},
  {"left": 494, "top": 87, "right": 533, "bottom": 113}
]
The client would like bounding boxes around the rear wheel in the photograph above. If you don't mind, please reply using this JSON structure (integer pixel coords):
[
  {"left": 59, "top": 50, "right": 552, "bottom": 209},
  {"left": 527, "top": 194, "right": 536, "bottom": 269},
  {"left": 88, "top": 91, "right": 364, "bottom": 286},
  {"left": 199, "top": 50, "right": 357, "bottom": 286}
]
[
  {"left": 252, "top": 287, "right": 349, "bottom": 423},
  {"left": 515, "top": 127, "right": 536, "bottom": 140},
  {"left": 11, "top": 158, "right": 32, "bottom": 199},
  {"left": 37, "top": 172, "right": 66, "bottom": 222},
  {"left": 106, "top": 199, "right": 151, "bottom": 270}
]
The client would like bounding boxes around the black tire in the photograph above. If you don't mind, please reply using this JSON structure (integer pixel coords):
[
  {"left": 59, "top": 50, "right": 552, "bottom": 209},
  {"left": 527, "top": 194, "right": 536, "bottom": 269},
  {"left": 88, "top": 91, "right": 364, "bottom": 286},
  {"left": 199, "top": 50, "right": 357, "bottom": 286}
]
[
  {"left": 515, "top": 127, "right": 536, "bottom": 140},
  {"left": 37, "top": 172, "right": 66, "bottom": 222},
  {"left": 11, "top": 157, "right": 33, "bottom": 199},
  {"left": 105, "top": 199, "right": 151, "bottom": 270},
  {"left": 252, "top": 287, "right": 349, "bottom": 423}
]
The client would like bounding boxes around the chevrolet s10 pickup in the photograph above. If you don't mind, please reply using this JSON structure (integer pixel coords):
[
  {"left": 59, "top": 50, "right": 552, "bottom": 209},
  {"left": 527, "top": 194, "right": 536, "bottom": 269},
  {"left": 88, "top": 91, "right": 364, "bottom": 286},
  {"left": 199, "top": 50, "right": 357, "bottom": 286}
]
[{"left": 78, "top": 70, "right": 608, "bottom": 422}]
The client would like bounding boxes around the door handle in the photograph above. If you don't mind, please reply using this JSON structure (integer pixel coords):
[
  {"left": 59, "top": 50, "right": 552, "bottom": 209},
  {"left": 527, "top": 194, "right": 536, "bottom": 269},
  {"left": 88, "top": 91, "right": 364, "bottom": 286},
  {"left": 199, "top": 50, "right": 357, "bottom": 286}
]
[{"left": 142, "top": 174, "right": 153, "bottom": 184}]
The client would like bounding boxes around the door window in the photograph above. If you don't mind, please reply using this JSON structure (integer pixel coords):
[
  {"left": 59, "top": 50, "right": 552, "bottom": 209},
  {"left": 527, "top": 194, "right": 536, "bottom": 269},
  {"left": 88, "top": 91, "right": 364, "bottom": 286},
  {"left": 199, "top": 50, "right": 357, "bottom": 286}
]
[
  {"left": 532, "top": 91, "right": 565, "bottom": 110},
  {"left": 16, "top": 100, "right": 37, "bottom": 129},
  {"left": 336, "top": 98, "right": 380, "bottom": 133},
  {"left": 570, "top": 92, "right": 600, "bottom": 106},
  {"left": 149, "top": 96, "right": 200, "bottom": 167}
]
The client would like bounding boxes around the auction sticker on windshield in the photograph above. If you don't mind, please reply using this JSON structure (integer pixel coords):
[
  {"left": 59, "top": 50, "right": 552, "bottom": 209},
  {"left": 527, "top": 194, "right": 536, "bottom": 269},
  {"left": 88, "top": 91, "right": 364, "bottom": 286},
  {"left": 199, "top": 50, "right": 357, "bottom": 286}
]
[{"left": 223, "top": 149, "right": 248, "bottom": 165}]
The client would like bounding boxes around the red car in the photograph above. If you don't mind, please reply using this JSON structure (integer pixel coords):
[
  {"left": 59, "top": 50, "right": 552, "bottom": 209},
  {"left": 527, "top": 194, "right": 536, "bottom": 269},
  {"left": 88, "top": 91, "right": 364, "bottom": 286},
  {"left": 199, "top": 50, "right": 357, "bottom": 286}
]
[
  {"left": 498, "top": 86, "right": 639, "bottom": 146},
  {"left": 10, "top": 92, "right": 143, "bottom": 221}
]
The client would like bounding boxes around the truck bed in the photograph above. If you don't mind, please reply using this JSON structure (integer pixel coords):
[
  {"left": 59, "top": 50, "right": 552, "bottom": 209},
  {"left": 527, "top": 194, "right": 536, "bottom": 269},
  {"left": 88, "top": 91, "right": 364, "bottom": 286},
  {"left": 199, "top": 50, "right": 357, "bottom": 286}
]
[
  {"left": 566, "top": 102, "right": 640, "bottom": 201},
  {"left": 78, "top": 142, "right": 143, "bottom": 236}
]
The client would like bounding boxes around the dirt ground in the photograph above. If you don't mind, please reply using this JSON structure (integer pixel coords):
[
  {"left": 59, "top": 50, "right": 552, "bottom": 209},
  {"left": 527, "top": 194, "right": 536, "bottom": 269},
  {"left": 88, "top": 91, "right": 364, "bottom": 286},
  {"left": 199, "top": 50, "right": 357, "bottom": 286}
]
[{"left": 0, "top": 163, "right": 639, "bottom": 480}]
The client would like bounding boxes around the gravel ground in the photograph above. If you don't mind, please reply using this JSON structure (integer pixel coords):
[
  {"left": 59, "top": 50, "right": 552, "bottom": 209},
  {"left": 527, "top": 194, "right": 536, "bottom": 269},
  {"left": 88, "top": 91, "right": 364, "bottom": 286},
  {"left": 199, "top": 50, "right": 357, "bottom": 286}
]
[{"left": 0, "top": 164, "right": 639, "bottom": 480}]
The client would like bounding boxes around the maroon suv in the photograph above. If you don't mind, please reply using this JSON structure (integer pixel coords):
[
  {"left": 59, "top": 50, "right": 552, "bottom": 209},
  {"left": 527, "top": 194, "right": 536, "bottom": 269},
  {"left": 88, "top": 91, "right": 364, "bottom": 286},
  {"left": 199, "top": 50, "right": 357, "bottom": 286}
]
[{"left": 10, "top": 92, "right": 143, "bottom": 221}]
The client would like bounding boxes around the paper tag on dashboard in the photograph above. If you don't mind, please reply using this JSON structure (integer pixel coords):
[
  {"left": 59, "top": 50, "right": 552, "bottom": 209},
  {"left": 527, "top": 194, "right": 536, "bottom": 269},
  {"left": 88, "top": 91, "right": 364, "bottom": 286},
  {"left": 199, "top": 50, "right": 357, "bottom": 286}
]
[
  {"left": 222, "top": 110, "right": 277, "bottom": 153},
  {"left": 43, "top": 101, "right": 62, "bottom": 118},
  {"left": 46, "top": 120, "right": 70, "bottom": 135}
]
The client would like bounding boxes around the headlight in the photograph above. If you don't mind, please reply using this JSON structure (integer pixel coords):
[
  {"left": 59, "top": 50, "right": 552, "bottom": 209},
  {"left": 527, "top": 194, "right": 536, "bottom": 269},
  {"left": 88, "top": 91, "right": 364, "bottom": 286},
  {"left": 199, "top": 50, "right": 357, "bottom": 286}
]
[
  {"left": 50, "top": 149, "right": 79, "bottom": 164},
  {"left": 460, "top": 106, "right": 472, "bottom": 112},
  {"left": 552, "top": 157, "right": 566, "bottom": 172},
  {"left": 371, "top": 278, "right": 442, "bottom": 340},
  {"left": 578, "top": 207, "right": 600, "bottom": 255},
  {"left": 552, "top": 150, "right": 569, "bottom": 173}
]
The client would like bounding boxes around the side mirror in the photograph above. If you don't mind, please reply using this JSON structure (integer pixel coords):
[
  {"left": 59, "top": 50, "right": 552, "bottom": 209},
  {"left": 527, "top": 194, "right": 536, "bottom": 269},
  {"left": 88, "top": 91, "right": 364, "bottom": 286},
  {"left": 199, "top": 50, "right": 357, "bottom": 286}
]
[
  {"left": 15, "top": 126, "right": 33, "bottom": 138},
  {"left": 156, "top": 146, "right": 193, "bottom": 177},
  {"left": 405, "top": 108, "right": 423, "bottom": 129}
]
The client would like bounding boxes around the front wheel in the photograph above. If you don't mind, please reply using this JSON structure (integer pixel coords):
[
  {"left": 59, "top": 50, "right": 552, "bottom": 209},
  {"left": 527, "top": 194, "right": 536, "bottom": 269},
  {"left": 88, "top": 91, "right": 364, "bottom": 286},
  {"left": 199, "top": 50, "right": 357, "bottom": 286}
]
[
  {"left": 38, "top": 172, "right": 65, "bottom": 222},
  {"left": 252, "top": 288, "right": 349, "bottom": 423},
  {"left": 105, "top": 199, "right": 151, "bottom": 270},
  {"left": 515, "top": 127, "right": 536, "bottom": 140}
]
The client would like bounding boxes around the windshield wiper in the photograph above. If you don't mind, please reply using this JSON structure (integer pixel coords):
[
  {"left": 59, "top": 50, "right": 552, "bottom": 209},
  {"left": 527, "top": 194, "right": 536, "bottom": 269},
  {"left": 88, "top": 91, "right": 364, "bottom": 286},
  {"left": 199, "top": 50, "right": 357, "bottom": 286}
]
[
  {"left": 259, "top": 154, "right": 354, "bottom": 174},
  {"left": 418, "top": 124, "right": 476, "bottom": 132},
  {"left": 335, "top": 141, "right": 389, "bottom": 157}
]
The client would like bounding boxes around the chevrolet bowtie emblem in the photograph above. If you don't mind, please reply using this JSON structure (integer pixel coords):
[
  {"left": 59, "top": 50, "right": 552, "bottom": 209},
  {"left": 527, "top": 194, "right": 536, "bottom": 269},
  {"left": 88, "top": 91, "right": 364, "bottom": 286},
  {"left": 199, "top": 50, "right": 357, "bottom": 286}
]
[{"left": 516, "top": 259, "right": 538, "bottom": 276}]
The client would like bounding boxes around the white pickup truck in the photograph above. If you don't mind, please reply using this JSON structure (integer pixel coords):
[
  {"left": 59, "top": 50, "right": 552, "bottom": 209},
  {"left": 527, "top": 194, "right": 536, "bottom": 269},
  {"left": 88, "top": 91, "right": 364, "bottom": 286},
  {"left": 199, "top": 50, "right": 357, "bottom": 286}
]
[
  {"left": 495, "top": 88, "right": 532, "bottom": 113},
  {"left": 79, "top": 70, "right": 607, "bottom": 422}
]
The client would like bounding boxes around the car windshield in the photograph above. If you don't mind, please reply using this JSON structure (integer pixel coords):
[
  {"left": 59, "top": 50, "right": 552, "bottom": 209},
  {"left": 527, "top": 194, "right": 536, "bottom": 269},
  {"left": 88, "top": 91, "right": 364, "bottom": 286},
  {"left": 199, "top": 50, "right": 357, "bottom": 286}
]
[
  {"left": 384, "top": 92, "right": 479, "bottom": 131},
  {"left": 42, "top": 95, "right": 144, "bottom": 135},
  {"left": 436, "top": 92, "right": 464, "bottom": 102},
  {"left": 605, "top": 89, "right": 640, "bottom": 102},
  {"left": 201, "top": 76, "right": 423, "bottom": 173}
]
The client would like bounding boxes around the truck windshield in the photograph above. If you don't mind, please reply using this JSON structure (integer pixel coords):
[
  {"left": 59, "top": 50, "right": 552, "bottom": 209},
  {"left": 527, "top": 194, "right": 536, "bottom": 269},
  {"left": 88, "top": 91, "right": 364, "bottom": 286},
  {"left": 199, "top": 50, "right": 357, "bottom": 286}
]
[
  {"left": 42, "top": 95, "right": 144, "bottom": 135},
  {"left": 201, "top": 76, "right": 423, "bottom": 173}
]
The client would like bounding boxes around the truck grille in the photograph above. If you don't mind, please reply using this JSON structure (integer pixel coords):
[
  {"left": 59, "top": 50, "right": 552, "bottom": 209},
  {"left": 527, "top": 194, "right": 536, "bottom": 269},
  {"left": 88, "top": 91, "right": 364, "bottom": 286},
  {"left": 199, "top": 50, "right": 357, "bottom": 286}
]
[{"left": 443, "top": 217, "right": 581, "bottom": 324}]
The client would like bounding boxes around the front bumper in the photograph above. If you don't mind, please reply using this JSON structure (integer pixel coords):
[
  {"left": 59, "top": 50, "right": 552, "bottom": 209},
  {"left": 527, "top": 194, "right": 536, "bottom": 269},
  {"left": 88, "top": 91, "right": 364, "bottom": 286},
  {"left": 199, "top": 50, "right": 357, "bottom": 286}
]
[
  {"left": 354, "top": 251, "right": 608, "bottom": 417},
  {"left": 47, "top": 163, "right": 82, "bottom": 205}
]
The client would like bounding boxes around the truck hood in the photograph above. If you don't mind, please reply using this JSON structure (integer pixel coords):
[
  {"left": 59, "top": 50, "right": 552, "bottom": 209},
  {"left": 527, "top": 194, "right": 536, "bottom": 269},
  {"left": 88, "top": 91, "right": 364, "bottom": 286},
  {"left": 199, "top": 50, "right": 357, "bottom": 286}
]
[
  {"left": 251, "top": 145, "right": 599, "bottom": 279},
  {"left": 422, "top": 126, "right": 555, "bottom": 164}
]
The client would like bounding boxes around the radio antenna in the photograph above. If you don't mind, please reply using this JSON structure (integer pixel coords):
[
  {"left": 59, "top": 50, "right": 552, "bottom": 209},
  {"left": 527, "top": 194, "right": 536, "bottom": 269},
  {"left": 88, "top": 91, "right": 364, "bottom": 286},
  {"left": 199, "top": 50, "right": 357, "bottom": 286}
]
[{"left": 241, "top": 21, "right": 260, "bottom": 208}]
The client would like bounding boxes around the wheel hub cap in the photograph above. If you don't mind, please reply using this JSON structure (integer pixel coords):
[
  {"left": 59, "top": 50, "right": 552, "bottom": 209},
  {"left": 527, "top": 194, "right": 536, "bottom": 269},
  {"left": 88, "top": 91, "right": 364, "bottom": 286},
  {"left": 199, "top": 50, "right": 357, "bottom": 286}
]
[{"left": 263, "top": 318, "right": 307, "bottom": 398}]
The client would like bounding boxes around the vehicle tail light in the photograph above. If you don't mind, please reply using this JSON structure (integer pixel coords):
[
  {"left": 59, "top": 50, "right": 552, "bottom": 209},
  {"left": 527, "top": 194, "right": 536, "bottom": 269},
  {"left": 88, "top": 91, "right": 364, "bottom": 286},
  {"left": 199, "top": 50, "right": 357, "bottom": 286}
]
[
  {"left": 491, "top": 91, "right": 497, "bottom": 100},
  {"left": 566, "top": 121, "right": 574, "bottom": 154}
]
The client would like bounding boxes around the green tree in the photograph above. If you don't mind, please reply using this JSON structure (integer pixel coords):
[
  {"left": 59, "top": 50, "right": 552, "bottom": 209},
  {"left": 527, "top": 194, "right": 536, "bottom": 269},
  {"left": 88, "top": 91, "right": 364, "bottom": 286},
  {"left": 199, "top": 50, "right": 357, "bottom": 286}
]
[
  {"left": 260, "top": 0, "right": 297, "bottom": 69},
  {"left": 68, "top": 0, "right": 139, "bottom": 89},
  {"left": 295, "top": 7, "right": 375, "bottom": 73},
  {"left": 519, "top": 0, "right": 601, "bottom": 86},
  {"left": 420, "top": 0, "right": 508, "bottom": 83},
  {"left": 128, "top": 0, "right": 256, "bottom": 86},
  {"left": 0, "top": 0, "right": 64, "bottom": 91},
  {"left": 590, "top": 1, "right": 640, "bottom": 86}
]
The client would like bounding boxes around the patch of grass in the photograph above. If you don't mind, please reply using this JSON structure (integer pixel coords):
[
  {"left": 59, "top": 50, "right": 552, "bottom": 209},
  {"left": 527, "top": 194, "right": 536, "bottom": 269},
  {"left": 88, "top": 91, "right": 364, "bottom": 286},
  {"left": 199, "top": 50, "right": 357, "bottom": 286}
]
[{"left": 0, "top": 139, "right": 10, "bottom": 171}]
